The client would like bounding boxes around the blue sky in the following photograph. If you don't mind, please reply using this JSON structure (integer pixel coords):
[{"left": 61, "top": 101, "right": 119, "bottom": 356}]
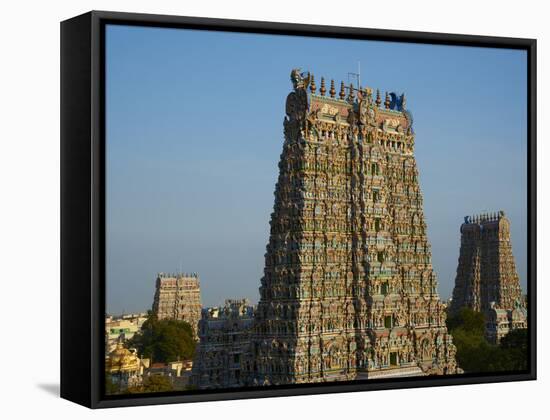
[{"left": 106, "top": 24, "right": 527, "bottom": 314}]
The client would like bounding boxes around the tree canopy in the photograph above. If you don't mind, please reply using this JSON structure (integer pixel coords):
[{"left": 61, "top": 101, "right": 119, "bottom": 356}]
[
  {"left": 126, "top": 312, "right": 196, "bottom": 364},
  {"left": 446, "top": 307, "right": 528, "bottom": 373},
  {"left": 127, "top": 375, "right": 174, "bottom": 394},
  {"left": 499, "top": 328, "right": 529, "bottom": 371},
  {"left": 446, "top": 307, "right": 485, "bottom": 335}
]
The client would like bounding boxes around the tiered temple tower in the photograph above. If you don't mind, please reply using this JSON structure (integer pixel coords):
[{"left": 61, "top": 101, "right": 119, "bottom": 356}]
[
  {"left": 152, "top": 273, "right": 202, "bottom": 339},
  {"left": 249, "top": 69, "right": 457, "bottom": 386},
  {"left": 449, "top": 212, "right": 527, "bottom": 342},
  {"left": 450, "top": 212, "right": 524, "bottom": 313}
]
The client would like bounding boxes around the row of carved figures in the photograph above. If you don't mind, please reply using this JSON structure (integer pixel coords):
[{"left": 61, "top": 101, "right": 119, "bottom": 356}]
[{"left": 299, "top": 72, "right": 406, "bottom": 112}]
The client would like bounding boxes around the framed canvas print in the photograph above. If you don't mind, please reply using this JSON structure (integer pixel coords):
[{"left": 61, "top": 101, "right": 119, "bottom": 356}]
[{"left": 60, "top": 10, "right": 536, "bottom": 408}]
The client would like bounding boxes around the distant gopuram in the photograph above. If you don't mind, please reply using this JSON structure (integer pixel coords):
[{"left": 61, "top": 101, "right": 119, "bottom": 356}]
[
  {"left": 152, "top": 272, "right": 202, "bottom": 340},
  {"left": 249, "top": 69, "right": 458, "bottom": 386},
  {"left": 450, "top": 212, "right": 527, "bottom": 343}
]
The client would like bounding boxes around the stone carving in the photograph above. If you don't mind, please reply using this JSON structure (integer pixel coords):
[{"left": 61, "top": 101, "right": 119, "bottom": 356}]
[
  {"left": 321, "top": 103, "right": 339, "bottom": 116},
  {"left": 389, "top": 92, "right": 406, "bottom": 111},
  {"left": 290, "top": 68, "right": 311, "bottom": 91},
  {"left": 383, "top": 118, "right": 401, "bottom": 132},
  {"left": 359, "top": 97, "right": 376, "bottom": 126},
  {"left": 285, "top": 89, "right": 308, "bottom": 121}
]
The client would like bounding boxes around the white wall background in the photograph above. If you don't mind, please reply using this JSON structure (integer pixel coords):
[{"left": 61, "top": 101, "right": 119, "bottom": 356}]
[{"left": 0, "top": 0, "right": 547, "bottom": 418}]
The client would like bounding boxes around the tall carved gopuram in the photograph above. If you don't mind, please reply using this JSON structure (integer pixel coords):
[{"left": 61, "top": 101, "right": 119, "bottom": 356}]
[
  {"left": 249, "top": 70, "right": 458, "bottom": 386},
  {"left": 152, "top": 273, "right": 202, "bottom": 340},
  {"left": 449, "top": 212, "right": 527, "bottom": 342}
]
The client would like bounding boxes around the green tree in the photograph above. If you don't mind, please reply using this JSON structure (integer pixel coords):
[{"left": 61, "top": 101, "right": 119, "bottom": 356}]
[
  {"left": 448, "top": 326, "right": 490, "bottom": 372},
  {"left": 446, "top": 307, "right": 485, "bottom": 335},
  {"left": 127, "top": 375, "right": 174, "bottom": 394},
  {"left": 500, "top": 328, "right": 528, "bottom": 352},
  {"left": 447, "top": 307, "right": 528, "bottom": 373},
  {"left": 126, "top": 312, "right": 196, "bottom": 364},
  {"left": 446, "top": 307, "right": 486, "bottom": 372},
  {"left": 499, "top": 328, "right": 529, "bottom": 371}
]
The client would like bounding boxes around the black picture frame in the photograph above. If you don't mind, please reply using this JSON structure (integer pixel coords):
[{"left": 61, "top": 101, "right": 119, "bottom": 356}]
[{"left": 60, "top": 10, "right": 537, "bottom": 409}]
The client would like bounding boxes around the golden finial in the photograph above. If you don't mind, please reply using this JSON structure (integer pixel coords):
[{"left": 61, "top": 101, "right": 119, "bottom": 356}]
[
  {"left": 339, "top": 81, "right": 346, "bottom": 99},
  {"left": 329, "top": 79, "right": 336, "bottom": 98},
  {"left": 384, "top": 92, "right": 390, "bottom": 109},
  {"left": 320, "top": 77, "right": 326, "bottom": 96},
  {"left": 310, "top": 74, "right": 316, "bottom": 93},
  {"left": 348, "top": 83, "right": 355, "bottom": 101},
  {"left": 376, "top": 89, "right": 381, "bottom": 107}
]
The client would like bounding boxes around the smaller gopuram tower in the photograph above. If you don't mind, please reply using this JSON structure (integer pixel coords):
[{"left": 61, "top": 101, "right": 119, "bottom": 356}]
[
  {"left": 152, "top": 272, "right": 202, "bottom": 340},
  {"left": 449, "top": 211, "right": 527, "bottom": 342},
  {"left": 450, "top": 216, "right": 483, "bottom": 312}
]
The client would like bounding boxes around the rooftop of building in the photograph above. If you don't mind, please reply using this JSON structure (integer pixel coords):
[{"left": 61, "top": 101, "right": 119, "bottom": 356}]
[
  {"left": 290, "top": 68, "right": 413, "bottom": 134},
  {"left": 201, "top": 298, "right": 255, "bottom": 320},
  {"left": 158, "top": 272, "right": 199, "bottom": 279},
  {"left": 293, "top": 68, "right": 407, "bottom": 108},
  {"left": 462, "top": 210, "right": 508, "bottom": 226}
]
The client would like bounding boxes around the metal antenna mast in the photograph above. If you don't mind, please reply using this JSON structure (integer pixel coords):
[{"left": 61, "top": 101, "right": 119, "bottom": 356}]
[{"left": 347, "top": 61, "right": 361, "bottom": 90}]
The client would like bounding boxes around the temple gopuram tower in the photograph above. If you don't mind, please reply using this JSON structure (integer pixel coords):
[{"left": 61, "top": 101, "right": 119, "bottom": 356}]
[
  {"left": 450, "top": 212, "right": 524, "bottom": 313},
  {"left": 152, "top": 272, "right": 202, "bottom": 340},
  {"left": 450, "top": 212, "right": 527, "bottom": 342},
  {"left": 249, "top": 69, "right": 457, "bottom": 386}
]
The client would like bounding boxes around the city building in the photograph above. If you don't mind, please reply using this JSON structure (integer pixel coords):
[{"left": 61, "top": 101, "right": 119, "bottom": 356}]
[
  {"left": 249, "top": 69, "right": 458, "bottom": 386},
  {"left": 106, "top": 339, "right": 193, "bottom": 393},
  {"left": 192, "top": 299, "right": 255, "bottom": 389},
  {"left": 105, "top": 312, "right": 148, "bottom": 353},
  {"left": 152, "top": 272, "right": 202, "bottom": 339},
  {"left": 450, "top": 212, "right": 527, "bottom": 343},
  {"left": 143, "top": 360, "right": 194, "bottom": 391}
]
